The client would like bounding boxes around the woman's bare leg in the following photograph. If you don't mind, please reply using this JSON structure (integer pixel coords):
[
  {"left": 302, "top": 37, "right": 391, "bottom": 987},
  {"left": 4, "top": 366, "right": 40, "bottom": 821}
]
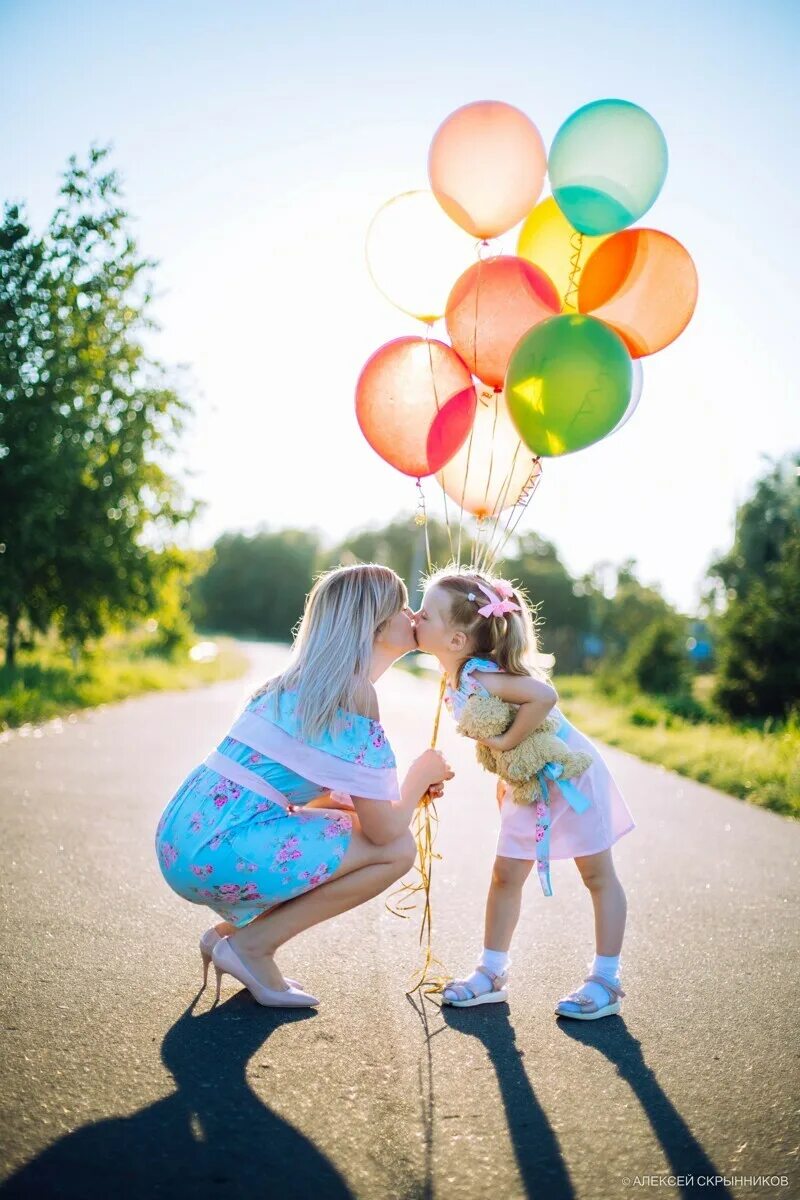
[{"left": 227, "top": 823, "right": 416, "bottom": 990}]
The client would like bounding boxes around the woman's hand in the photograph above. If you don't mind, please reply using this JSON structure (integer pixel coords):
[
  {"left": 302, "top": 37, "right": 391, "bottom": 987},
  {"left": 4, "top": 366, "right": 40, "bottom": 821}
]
[{"left": 411, "top": 748, "right": 454, "bottom": 792}]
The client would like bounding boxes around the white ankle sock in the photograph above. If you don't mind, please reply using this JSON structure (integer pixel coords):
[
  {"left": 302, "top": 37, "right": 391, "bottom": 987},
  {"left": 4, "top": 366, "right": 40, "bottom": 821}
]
[
  {"left": 592, "top": 953, "right": 621, "bottom": 982},
  {"left": 481, "top": 947, "right": 511, "bottom": 976},
  {"left": 569, "top": 952, "right": 621, "bottom": 1009},
  {"left": 443, "top": 947, "right": 510, "bottom": 1000}
]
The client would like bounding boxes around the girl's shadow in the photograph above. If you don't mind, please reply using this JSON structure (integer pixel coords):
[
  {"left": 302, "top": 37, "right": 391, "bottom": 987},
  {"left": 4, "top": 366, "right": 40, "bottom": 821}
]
[
  {"left": 441, "top": 1003, "right": 576, "bottom": 1200},
  {"left": 557, "top": 1018, "right": 734, "bottom": 1198},
  {"left": 440, "top": 1004, "right": 734, "bottom": 1200},
  {"left": 1, "top": 989, "right": 354, "bottom": 1200}
]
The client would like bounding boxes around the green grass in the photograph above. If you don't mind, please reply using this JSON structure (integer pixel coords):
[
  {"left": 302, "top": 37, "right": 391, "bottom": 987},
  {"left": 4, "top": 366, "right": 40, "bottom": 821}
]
[
  {"left": 0, "top": 631, "right": 249, "bottom": 731},
  {"left": 557, "top": 675, "right": 800, "bottom": 820}
]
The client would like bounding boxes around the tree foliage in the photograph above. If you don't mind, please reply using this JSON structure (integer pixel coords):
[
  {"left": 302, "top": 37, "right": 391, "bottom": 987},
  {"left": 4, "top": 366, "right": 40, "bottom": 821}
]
[{"left": 0, "top": 148, "right": 196, "bottom": 665}]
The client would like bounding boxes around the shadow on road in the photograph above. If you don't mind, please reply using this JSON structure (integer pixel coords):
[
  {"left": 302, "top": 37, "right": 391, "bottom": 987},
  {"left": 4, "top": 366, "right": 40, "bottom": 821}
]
[
  {"left": 429, "top": 1004, "right": 735, "bottom": 1200},
  {"left": 557, "top": 1019, "right": 735, "bottom": 1199},
  {"left": 1, "top": 990, "right": 354, "bottom": 1200},
  {"left": 440, "top": 1002, "right": 576, "bottom": 1199}
]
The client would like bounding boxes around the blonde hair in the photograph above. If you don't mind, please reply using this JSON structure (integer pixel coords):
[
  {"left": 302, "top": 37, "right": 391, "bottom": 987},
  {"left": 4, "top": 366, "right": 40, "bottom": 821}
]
[
  {"left": 424, "top": 564, "right": 551, "bottom": 685},
  {"left": 252, "top": 563, "right": 408, "bottom": 740}
]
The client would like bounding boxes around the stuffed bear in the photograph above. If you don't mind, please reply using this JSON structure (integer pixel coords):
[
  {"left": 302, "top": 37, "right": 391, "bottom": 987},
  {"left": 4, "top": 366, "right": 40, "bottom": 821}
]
[{"left": 456, "top": 693, "right": 593, "bottom": 805}]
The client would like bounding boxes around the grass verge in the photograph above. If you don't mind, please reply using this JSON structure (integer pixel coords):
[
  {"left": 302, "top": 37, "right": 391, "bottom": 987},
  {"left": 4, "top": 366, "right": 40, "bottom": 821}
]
[
  {"left": 558, "top": 675, "right": 799, "bottom": 819},
  {"left": 0, "top": 633, "right": 248, "bottom": 731}
]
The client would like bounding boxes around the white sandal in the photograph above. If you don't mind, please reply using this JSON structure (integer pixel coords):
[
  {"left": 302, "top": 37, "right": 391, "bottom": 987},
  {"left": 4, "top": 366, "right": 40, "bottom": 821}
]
[
  {"left": 442, "top": 965, "right": 509, "bottom": 1008},
  {"left": 554, "top": 973, "right": 625, "bottom": 1020}
]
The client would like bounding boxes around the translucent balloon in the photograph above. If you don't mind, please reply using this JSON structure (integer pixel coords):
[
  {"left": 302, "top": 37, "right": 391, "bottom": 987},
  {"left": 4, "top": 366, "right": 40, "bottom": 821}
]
[
  {"left": 355, "top": 337, "right": 477, "bottom": 478},
  {"left": 505, "top": 315, "right": 632, "bottom": 456},
  {"left": 549, "top": 99, "right": 668, "bottom": 236},
  {"left": 612, "top": 358, "right": 643, "bottom": 433},
  {"left": 578, "top": 228, "right": 698, "bottom": 357},
  {"left": 429, "top": 101, "right": 547, "bottom": 239},
  {"left": 366, "top": 190, "right": 477, "bottom": 324},
  {"left": 516, "top": 196, "right": 608, "bottom": 306},
  {"left": 436, "top": 389, "right": 541, "bottom": 518},
  {"left": 445, "top": 256, "right": 560, "bottom": 390}
]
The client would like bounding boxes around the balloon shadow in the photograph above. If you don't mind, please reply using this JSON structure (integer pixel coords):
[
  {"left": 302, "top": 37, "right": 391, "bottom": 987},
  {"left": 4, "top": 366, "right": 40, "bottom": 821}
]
[
  {"left": 1, "top": 988, "right": 354, "bottom": 1200},
  {"left": 439, "top": 1000, "right": 576, "bottom": 1200},
  {"left": 556, "top": 1018, "right": 735, "bottom": 1199}
]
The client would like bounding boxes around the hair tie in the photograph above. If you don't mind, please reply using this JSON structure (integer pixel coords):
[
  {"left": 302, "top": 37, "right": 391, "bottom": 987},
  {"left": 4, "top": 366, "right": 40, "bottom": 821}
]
[{"left": 474, "top": 581, "right": 521, "bottom": 619}]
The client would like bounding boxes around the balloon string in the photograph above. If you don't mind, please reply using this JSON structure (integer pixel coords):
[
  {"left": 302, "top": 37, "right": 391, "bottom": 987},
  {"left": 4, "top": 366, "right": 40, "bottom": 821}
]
[
  {"left": 562, "top": 230, "right": 585, "bottom": 312},
  {"left": 486, "top": 460, "right": 543, "bottom": 572},
  {"left": 385, "top": 672, "right": 450, "bottom": 997}
]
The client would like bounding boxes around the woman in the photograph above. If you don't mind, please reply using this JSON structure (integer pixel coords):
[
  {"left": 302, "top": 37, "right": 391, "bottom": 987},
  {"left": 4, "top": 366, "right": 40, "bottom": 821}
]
[{"left": 155, "top": 563, "right": 452, "bottom": 1008}]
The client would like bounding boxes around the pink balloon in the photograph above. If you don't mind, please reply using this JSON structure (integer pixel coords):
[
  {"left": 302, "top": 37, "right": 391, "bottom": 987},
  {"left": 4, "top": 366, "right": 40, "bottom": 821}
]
[
  {"left": 355, "top": 337, "right": 477, "bottom": 478},
  {"left": 429, "top": 101, "right": 547, "bottom": 239},
  {"left": 446, "top": 255, "right": 560, "bottom": 390}
]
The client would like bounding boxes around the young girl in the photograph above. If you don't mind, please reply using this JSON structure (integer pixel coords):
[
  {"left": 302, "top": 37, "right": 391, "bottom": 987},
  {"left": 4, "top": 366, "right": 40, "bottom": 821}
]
[
  {"left": 155, "top": 563, "right": 453, "bottom": 1009},
  {"left": 413, "top": 567, "right": 635, "bottom": 1019}
]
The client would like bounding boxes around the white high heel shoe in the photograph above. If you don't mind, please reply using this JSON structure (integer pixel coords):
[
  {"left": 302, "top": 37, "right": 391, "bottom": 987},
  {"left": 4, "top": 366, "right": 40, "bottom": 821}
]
[
  {"left": 199, "top": 927, "right": 302, "bottom": 991},
  {"left": 211, "top": 936, "right": 320, "bottom": 1008}
]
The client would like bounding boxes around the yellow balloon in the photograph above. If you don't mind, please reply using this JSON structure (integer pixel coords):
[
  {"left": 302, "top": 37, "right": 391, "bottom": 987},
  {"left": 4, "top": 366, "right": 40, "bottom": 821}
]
[
  {"left": 436, "top": 389, "right": 541, "bottom": 519},
  {"left": 366, "top": 190, "right": 477, "bottom": 324},
  {"left": 516, "top": 196, "right": 608, "bottom": 308}
]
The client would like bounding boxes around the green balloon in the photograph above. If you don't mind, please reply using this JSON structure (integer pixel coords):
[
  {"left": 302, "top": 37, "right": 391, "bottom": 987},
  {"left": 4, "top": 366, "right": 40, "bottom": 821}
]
[{"left": 505, "top": 315, "right": 632, "bottom": 456}]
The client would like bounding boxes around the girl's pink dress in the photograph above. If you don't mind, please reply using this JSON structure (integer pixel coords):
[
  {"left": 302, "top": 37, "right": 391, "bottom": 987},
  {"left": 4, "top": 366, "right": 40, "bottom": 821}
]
[{"left": 444, "top": 657, "right": 636, "bottom": 892}]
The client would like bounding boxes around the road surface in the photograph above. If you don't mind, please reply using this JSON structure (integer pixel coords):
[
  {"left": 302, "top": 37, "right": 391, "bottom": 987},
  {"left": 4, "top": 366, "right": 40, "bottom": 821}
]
[{"left": 1, "top": 643, "right": 797, "bottom": 1199}]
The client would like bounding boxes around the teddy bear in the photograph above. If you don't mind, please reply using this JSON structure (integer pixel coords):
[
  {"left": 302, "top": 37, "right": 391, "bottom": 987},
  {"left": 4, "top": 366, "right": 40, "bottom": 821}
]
[{"left": 456, "top": 693, "right": 593, "bottom": 805}]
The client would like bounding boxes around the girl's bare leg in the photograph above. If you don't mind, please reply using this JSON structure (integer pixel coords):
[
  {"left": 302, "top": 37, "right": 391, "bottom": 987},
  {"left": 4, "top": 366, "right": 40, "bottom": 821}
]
[
  {"left": 573, "top": 848, "right": 627, "bottom": 955},
  {"left": 484, "top": 856, "right": 534, "bottom": 952}
]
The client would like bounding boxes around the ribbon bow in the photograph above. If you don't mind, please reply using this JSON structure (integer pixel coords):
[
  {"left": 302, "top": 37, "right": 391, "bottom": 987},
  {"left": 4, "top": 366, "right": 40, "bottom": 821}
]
[{"left": 475, "top": 581, "right": 521, "bottom": 619}]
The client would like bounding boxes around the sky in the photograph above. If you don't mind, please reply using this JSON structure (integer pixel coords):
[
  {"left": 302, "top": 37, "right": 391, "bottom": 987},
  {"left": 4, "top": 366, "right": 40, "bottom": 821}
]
[{"left": 2, "top": 0, "right": 798, "bottom": 612}]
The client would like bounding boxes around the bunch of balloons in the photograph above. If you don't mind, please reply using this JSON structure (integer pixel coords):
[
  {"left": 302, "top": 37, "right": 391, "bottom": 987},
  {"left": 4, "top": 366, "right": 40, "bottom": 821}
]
[{"left": 356, "top": 96, "right": 697, "bottom": 521}]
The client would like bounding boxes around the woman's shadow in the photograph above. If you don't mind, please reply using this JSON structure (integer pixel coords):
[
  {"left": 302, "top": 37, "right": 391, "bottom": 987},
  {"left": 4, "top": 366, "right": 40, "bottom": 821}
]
[
  {"left": 439, "top": 1005, "right": 735, "bottom": 1200},
  {"left": 1, "top": 989, "right": 354, "bottom": 1200}
]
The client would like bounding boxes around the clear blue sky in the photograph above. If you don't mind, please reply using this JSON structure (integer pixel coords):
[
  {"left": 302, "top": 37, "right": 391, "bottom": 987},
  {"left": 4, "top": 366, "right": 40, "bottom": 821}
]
[{"left": 2, "top": 0, "right": 798, "bottom": 611}]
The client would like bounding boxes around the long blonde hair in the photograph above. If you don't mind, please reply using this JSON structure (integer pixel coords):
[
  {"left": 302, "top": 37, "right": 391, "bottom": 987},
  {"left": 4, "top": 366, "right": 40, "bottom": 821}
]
[
  {"left": 425, "top": 564, "right": 551, "bottom": 685},
  {"left": 252, "top": 563, "right": 408, "bottom": 740}
]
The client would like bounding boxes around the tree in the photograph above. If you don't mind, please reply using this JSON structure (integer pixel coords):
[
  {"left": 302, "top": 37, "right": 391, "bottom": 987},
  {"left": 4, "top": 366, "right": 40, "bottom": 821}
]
[
  {"left": 705, "top": 452, "right": 800, "bottom": 719},
  {"left": 192, "top": 529, "right": 320, "bottom": 640},
  {"left": 325, "top": 515, "right": 453, "bottom": 608},
  {"left": 712, "top": 529, "right": 800, "bottom": 719},
  {"left": 501, "top": 531, "right": 590, "bottom": 672},
  {"left": 707, "top": 452, "right": 800, "bottom": 606},
  {"left": 0, "top": 148, "right": 196, "bottom": 665}
]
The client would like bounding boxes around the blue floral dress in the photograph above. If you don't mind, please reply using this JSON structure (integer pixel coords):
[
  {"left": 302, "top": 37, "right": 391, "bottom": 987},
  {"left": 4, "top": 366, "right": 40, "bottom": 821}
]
[{"left": 154, "top": 689, "right": 399, "bottom": 928}]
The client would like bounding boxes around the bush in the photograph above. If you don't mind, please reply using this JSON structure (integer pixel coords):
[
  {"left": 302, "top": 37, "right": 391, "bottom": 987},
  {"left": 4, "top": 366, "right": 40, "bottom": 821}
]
[{"left": 621, "top": 617, "right": 693, "bottom": 696}]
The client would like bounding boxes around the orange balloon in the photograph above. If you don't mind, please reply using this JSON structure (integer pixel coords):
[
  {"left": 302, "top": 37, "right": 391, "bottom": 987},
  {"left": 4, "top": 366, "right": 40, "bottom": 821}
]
[
  {"left": 578, "top": 229, "right": 698, "bottom": 357},
  {"left": 355, "top": 337, "right": 477, "bottom": 478},
  {"left": 429, "top": 101, "right": 547, "bottom": 239},
  {"left": 446, "top": 255, "right": 560, "bottom": 390},
  {"left": 437, "top": 389, "right": 541, "bottom": 518}
]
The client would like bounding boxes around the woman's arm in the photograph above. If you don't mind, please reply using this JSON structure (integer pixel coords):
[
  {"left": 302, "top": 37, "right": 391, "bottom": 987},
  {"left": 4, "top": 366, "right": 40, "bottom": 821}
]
[
  {"left": 473, "top": 671, "right": 558, "bottom": 752},
  {"left": 352, "top": 749, "right": 454, "bottom": 846}
]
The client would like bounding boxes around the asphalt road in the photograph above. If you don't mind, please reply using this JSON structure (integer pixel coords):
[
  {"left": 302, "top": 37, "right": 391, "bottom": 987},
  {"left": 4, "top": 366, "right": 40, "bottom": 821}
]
[{"left": 1, "top": 642, "right": 798, "bottom": 1200}]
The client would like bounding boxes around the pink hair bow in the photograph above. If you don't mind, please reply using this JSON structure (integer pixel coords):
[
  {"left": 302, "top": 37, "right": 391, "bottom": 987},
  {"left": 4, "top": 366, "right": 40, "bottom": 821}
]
[{"left": 475, "top": 581, "right": 521, "bottom": 619}]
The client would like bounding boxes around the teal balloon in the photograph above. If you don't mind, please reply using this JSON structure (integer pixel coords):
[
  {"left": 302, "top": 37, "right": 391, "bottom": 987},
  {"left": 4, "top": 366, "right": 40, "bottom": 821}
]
[
  {"left": 549, "top": 99, "right": 668, "bottom": 236},
  {"left": 505, "top": 315, "right": 632, "bottom": 457}
]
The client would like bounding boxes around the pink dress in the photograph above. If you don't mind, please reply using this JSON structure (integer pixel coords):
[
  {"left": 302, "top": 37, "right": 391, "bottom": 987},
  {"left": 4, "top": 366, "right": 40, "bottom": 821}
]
[{"left": 444, "top": 657, "right": 636, "bottom": 893}]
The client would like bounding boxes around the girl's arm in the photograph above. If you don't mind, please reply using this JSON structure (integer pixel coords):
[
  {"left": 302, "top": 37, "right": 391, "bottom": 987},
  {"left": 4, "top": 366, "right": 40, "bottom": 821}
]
[{"left": 473, "top": 671, "right": 558, "bottom": 752}]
